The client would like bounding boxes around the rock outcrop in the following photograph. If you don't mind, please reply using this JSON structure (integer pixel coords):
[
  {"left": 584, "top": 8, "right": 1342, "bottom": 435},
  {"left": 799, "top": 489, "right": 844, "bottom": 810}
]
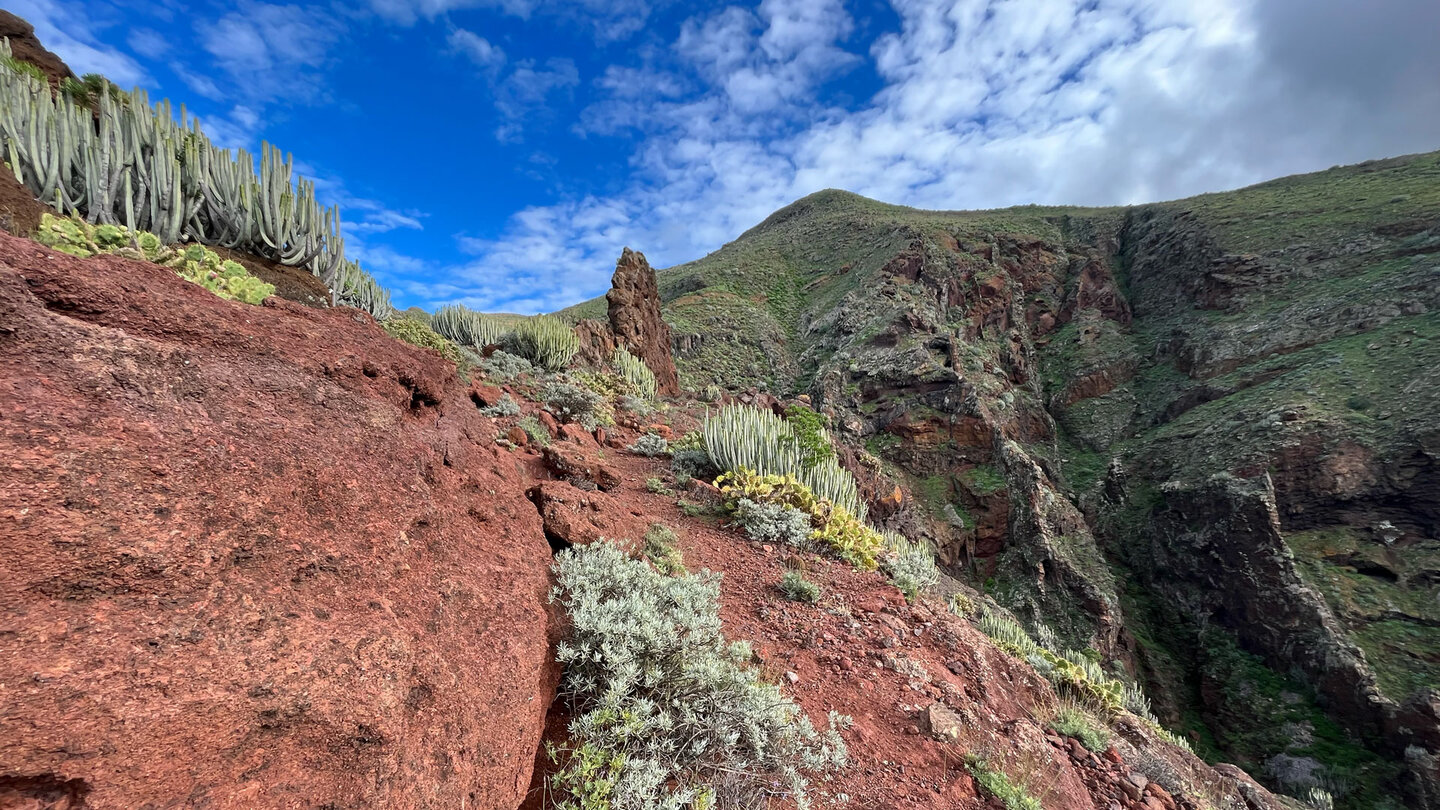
[
  {"left": 0, "top": 232, "right": 560, "bottom": 808},
  {"left": 607, "top": 247, "right": 680, "bottom": 396},
  {"left": 0, "top": 10, "right": 74, "bottom": 86}
]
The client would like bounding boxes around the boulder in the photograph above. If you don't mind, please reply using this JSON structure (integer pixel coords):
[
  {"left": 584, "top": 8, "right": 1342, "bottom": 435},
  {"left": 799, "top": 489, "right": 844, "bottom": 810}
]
[
  {"left": 542, "top": 444, "right": 621, "bottom": 491},
  {"left": 527, "top": 481, "right": 646, "bottom": 549}
]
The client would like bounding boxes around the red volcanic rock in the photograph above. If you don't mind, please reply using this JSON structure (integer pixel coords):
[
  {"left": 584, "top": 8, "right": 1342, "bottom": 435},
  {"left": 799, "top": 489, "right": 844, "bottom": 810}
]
[
  {"left": 0, "top": 232, "right": 559, "bottom": 809},
  {"left": 470, "top": 381, "right": 506, "bottom": 408},
  {"left": 526, "top": 481, "right": 646, "bottom": 549},
  {"left": 0, "top": 10, "right": 75, "bottom": 87},
  {"left": 542, "top": 444, "right": 621, "bottom": 491},
  {"left": 607, "top": 248, "right": 680, "bottom": 396}
]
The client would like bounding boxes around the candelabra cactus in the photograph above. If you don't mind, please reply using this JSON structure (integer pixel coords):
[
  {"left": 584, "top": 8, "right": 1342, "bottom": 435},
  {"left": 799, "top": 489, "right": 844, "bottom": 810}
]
[
  {"left": 613, "top": 346, "right": 658, "bottom": 399},
  {"left": 0, "top": 38, "right": 389, "bottom": 317},
  {"left": 432, "top": 304, "right": 509, "bottom": 348},
  {"left": 701, "top": 404, "right": 867, "bottom": 520}
]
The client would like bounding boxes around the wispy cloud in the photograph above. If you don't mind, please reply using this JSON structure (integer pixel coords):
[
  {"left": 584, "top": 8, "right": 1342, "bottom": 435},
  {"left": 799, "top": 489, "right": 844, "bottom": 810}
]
[
  {"left": 494, "top": 57, "right": 580, "bottom": 142},
  {"left": 5, "top": 0, "right": 151, "bottom": 86},
  {"left": 448, "top": 27, "right": 506, "bottom": 72}
]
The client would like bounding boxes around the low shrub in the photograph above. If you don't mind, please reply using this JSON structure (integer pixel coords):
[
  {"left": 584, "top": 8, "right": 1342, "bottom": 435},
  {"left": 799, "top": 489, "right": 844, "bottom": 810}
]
[
  {"left": 642, "top": 523, "right": 685, "bottom": 575},
  {"left": 783, "top": 403, "right": 835, "bottom": 469},
  {"left": 518, "top": 414, "right": 550, "bottom": 447},
  {"left": 779, "top": 570, "right": 821, "bottom": 603},
  {"left": 671, "top": 448, "right": 717, "bottom": 483},
  {"left": 618, "top": 394, "right": 653, "bottom": 417},
  {"left": 717, "top": 469, "right": 883, "bottom": 569},
  {"left": 645, "top": 477, "right": 674, "bottom": 496},
  {"left": 382, "top": 317, "right": 466, "bottom": 367},
  {"left": 549, "top": 542, "right": 849, "bottom": 809},
  {"left": 479, "top": 393, "right": 521, "bottom": 418},
  {"left": 965, "top": 757, "right": 1042, "bottom": 810},
  {"left": 34, "top": 213, "right": 275, "bottom": 305},
  {"left": 542, "top": 381, "right": 609, "bottom": 431},
  {"left": 881, "top": 533, "right": 940, "bottom": 601},
  {"left": 479, "top": 350, "right": 534, "bottom": 381},
  {"left": 628, "top": 433, "right": 670, "bottom": 457},
  {"left": 732, "top": 498, "right": 812, "bottom": 547},
  {"left": 1050, "top": 704, "right": 1111, "bottom": 753}
]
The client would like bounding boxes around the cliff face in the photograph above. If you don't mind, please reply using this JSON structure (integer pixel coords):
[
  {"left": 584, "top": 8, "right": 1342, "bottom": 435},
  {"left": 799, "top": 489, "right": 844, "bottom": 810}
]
[
  {"left": 0, "top": 232, "right": 561, "bottom": 808},
  {"left": 605, "top": 152, "right": 1440, "bottom": 809}
]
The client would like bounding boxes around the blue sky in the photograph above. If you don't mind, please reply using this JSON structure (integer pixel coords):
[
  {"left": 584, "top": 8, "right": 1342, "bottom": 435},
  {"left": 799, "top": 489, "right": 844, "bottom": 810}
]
[{"left": 11, "top": 0, "right": 1440, "bottom": 314}]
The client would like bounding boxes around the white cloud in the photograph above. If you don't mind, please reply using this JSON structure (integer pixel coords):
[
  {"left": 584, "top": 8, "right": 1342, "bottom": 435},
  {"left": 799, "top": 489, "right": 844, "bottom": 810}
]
[
  {"left": 493, "top": 57, "right": 580, "bottom": 142},
  {"left": 448, "top": 28, "right": 506, "bottom": 71},
  {"left": 4, "top": 0, "right": 150, "bottom": 86},
  {"left": 367, "top": 0, "right": 663, "bottom": 42},
  {"left": 197, "top": 1, "right": 339, "bottom": 104},
  {"left": 126, "top": 27, "right": 168, "bottom": 59}
]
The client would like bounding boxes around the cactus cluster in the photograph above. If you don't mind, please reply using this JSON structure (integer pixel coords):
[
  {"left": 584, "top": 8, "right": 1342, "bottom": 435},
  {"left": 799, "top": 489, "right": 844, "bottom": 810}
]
[
  {"left": 502, "top": 316, "right": 580, "bottom": 371},
  {"left": 612, "top": 346, "right": 658, "bottom": 399},
  {"left": 35, "top": 212, "right": 273, "bottom": 304},
  {"left": 431, "top": 304, "right": 508, "bottom": 349},
  {"left": 0, "top": 40, "right": 391, "bottom": 319},
  {"left": 701, "top": 404, "right": 866, "bottom": 520}
]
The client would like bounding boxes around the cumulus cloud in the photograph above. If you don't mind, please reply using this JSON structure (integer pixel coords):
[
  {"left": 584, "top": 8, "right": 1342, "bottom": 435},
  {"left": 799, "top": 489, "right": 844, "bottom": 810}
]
[
  {"left": 448, "top": 28, "right": 506, "bottom": 72},
  {"left": 419, "top": 0, "right": 1440, "bottom": 313},
  {"left": 196, "top": 1, "right": 340, "bottom": 104}
]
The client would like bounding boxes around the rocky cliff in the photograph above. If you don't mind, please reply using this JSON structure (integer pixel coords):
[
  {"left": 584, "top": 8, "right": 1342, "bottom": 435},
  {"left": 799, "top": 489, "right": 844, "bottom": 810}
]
[{"left": 561, "top": 152, "right": 1440, "bottom": 809}]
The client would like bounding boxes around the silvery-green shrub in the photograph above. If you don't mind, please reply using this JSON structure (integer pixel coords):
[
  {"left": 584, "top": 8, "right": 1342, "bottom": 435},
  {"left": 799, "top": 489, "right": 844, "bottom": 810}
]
[
  {"left": 542, "top": 381, "right": 607, "bottom": 431},
  {"left": 550, "top": 541, "right": 848, "bottom": 809},
  {"left": 732, "top": 498, "right": 812, "bottom": 547},
  {"left": 628, "top": 433, "right": 670, "bottom": 457}
]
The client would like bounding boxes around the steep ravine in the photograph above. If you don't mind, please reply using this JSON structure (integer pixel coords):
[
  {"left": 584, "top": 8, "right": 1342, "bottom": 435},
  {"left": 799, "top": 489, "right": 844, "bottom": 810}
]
[{"left": 627, "top": 153, "right": 1440, "bottom": 809}]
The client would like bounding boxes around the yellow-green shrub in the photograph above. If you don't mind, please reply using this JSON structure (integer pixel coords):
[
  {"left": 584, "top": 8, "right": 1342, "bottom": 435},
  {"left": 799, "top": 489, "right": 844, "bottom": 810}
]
[
  {"left": 35, "top": 213, "right": 274, "bottom": 305},
  {"left": 382, "top": 316, "right": 466, "bottom": 366},
  {"left": 717, "top": 469, "right": 883, "bottom": 570}
]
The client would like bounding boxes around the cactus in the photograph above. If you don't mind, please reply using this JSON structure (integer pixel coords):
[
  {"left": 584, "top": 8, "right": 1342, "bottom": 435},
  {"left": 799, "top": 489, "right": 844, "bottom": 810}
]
[
  {"left": 0, "top": 38, "right": 390, "bottom": 314},
  {"left": 613, "top": 346, "right": 658, "bottom": 399},
  {"left": 502, "top": 316, "right": 580, "bottom": 371},
  {"left": 701, "top": 404, "right": 866, "bottom": 520},
  {"left": 432, "top": 304, "right": 508, "bottom": 348}
]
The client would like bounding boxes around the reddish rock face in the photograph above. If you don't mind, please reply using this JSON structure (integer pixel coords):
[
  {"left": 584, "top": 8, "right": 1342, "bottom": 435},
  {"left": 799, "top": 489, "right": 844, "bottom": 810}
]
[
  {"left": 607, "top": 248, "right": 680, "bottom": 396},
  {"left": 0, "top": 233, "right": 560, "bottom": 809},
  {"left": 0, "top": 10, "right": 75, "bottom": 87},
  {"left": 526, "top": 481, "right": 646, "bottom": 549}
]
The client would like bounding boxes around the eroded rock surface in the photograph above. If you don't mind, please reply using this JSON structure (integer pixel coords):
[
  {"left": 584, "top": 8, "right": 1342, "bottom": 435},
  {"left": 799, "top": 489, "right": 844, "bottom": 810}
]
[{"left": 0, "top": 233, "right": 559, "bottom": 809}]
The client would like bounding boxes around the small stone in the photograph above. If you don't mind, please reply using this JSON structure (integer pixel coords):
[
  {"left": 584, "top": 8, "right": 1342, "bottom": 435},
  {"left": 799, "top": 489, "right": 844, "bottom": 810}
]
[
  {"left": 840, "top": 657, "right": 854, "bottom": 672},
  {"left": 784, "top": 671, "right": 799, "bottom": 684},
  {"left": 505, "top": 426, "right": 528, "bottom": 446},
  {"left": 923, "top": 703, "right": 963, "bottom": 742},
  {"left": 1103, "top": 747, "right": 1123, "bottom": 765}
]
